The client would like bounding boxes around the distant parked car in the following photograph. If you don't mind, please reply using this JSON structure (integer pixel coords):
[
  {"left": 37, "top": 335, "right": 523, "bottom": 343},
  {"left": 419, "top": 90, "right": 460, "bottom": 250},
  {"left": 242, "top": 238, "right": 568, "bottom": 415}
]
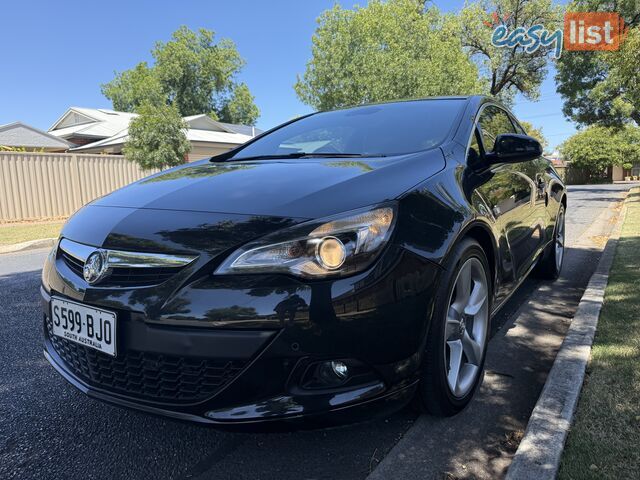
[{"left": 41, "top": 96, "right": 566, "bottom": 426}]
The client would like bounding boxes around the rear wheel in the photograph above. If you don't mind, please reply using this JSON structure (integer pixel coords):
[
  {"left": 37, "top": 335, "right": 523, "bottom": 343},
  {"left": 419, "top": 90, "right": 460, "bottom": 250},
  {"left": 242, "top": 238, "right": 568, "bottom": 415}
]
[
  {"left": 418, "top": 238, "right": 491, "bottom": 416},
  {"left": 534, "top": 204, "right": 565, "bottom": 280}
]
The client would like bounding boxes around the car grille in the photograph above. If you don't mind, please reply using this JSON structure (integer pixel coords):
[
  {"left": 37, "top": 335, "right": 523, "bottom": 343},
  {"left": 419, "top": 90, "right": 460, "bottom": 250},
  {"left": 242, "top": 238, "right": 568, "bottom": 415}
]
[
  {"left": 59, "top": 251, "right": 185, "bottom": 287},
  {"left": 60, "top": 250, "right": 84, "bottom": 277},
  {"left": 46, "top": 317, "right": 246, "bottom": 404}
]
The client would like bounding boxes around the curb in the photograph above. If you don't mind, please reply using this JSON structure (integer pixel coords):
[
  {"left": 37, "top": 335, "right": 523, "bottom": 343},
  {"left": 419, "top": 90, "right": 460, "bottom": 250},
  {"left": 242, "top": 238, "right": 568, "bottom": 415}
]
[
  {"left": 505, "top": 196, "right": 628, "bottom": 480},
  {"left": 0, "top": 237, "right": 56, "bottom": 255}
]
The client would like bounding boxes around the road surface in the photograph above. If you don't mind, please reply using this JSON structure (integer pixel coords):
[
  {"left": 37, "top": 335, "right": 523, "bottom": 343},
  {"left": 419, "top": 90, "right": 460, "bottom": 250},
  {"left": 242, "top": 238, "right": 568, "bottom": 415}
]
[{"left": 0, "top": 184, "right": 634, "bottom": 480}]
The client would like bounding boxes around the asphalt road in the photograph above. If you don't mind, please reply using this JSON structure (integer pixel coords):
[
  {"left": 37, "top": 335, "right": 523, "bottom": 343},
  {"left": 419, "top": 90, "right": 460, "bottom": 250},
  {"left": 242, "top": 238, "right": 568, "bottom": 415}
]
[{"left": 0, "top": 184, "right": 634, "bottom": 480}]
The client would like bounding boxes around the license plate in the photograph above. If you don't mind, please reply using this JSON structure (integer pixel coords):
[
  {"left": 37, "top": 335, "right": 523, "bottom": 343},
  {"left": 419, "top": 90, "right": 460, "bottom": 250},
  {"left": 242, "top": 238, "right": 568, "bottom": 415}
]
[{"left": 50, "top": 297, "right": 117, "bottom": 356}]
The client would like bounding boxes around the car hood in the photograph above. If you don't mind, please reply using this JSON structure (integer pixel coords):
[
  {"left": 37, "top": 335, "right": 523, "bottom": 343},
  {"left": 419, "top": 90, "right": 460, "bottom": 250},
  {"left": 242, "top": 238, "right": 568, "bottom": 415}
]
[
  {"left": 91, "top": 149, "right": 446, "bottom": 219},
  {"left": 61, "top": 204, "right": 303, "bottom": 256}
]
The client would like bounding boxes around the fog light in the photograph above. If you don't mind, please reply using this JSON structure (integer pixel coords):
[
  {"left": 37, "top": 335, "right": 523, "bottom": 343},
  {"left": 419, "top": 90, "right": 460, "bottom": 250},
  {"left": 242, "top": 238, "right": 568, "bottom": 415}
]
[
  {"left": 315, "top": 360, "right": 350, "bottom": 386},
  {"left": 316, "top": 236, "right": 346, "bottom": 269},
  {"left": 330, "top": 360, "right": 349, "bottom": 379}
]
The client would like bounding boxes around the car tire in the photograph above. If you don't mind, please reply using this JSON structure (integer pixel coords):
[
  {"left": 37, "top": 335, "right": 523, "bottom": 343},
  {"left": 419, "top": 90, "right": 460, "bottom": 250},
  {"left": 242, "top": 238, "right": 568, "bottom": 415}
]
[
  {"left": 533, "top": 204, "right": 566, "bottom": 280},
  {"left": 418, "top": 238, "right": 491, "bottom": 416}
]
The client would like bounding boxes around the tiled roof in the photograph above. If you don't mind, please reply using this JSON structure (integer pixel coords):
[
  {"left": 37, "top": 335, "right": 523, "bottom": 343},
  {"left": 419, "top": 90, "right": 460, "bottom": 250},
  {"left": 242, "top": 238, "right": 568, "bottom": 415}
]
[{"left": 0, "top": 122, "right": 72, "bottom": 149}]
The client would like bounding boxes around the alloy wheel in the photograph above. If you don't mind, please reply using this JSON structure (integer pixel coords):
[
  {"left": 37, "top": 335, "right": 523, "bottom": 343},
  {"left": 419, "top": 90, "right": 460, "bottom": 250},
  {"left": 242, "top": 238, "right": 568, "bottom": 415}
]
[{"left": 444, "top": 257, "right": 489, "bottom": 398}]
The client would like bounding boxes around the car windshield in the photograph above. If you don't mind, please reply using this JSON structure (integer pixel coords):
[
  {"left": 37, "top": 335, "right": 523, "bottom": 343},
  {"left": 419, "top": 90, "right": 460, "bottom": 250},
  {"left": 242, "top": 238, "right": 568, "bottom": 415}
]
[{"left": 228, "top": 99, "right": 466, "bottom": 160}]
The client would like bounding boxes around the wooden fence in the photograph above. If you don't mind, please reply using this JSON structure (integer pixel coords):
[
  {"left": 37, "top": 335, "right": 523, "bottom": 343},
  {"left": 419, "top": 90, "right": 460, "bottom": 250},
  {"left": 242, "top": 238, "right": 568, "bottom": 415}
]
[
  {"left": 0, "top": 152, "right": 157, "bottom": 222},
  {"left": 554, "top": 165, "right": 613, "bottom": 185}
]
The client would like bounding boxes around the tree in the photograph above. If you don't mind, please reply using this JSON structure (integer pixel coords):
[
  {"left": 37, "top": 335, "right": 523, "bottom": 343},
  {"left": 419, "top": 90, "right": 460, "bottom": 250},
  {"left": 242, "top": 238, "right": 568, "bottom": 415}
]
[
  {"left": 556, "top": 1, "right": 640, "bottom": 126},
  {"left": 123, "top": 103, "right": 191, "bottom": 170},
  {"left": 560, "top": 125, "right": 640, "bottom": 173},
  {"left": 617, "top": 124, "right": 640, "bottom": 164},
  {"left": 459, "top": 0, "right": 564, "bottom": 104},
  {"left": 219, "top": 83, "right": 260, "bottom": 126},
  {"left": 519, "top": 120, "right": 548, "bottom": 151},
  {"left": 101, "top": 62, "right": 163, "bottom": 112},
  {"left": 294, "top": 0, "right": 486, "bottom": 110},
  {"left": 102, "top": 26, "right": 259, "bottom": 125}
]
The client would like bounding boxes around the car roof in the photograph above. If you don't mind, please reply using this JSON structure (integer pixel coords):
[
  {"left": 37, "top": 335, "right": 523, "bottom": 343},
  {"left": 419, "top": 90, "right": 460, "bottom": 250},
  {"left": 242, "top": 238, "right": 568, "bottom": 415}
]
[{"left": 317, "top": 96, "right": 472, "bottom": 113}]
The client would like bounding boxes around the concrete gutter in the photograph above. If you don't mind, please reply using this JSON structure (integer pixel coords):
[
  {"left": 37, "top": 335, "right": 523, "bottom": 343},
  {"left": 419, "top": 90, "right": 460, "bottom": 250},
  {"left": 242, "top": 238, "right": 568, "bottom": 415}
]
[
  {"left": 0, "top": 237, "right": 56, "bottom": 255},
  {"left": 505, "top": 197, "right": 627, "bottom": 479}
]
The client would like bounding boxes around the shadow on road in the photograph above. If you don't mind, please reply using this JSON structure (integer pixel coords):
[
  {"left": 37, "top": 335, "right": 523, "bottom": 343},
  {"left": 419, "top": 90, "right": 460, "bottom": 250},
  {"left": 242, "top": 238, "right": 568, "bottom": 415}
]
[{"left": 370, "top": 244, "right": 605, "bottom": 480}]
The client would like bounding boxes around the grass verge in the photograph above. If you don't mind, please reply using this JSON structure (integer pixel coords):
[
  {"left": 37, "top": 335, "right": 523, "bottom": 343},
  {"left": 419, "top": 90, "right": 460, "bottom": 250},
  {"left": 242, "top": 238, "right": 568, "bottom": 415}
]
[
  {"left": 559, "top": 187, "right": 640, "bottom": 479},
  {"left": 0, "top": 221, "right": 63, "bottom": 246}
]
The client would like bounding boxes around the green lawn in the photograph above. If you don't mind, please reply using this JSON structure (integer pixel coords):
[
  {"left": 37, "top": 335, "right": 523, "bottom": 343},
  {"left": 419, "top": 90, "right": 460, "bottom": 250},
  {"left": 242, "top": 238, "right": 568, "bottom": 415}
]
[
  {"left": 0, "top": 222, "right": 64, "bottom": 246},
  {"left": 559, "top": 187, "right": 640, "bottom": 479}
]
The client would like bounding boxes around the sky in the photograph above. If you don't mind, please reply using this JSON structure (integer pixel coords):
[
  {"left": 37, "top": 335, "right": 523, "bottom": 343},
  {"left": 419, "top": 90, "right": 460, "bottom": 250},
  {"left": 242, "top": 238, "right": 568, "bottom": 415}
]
[{"left": 0, "top": 0, "right": 575, "bottom": 151}]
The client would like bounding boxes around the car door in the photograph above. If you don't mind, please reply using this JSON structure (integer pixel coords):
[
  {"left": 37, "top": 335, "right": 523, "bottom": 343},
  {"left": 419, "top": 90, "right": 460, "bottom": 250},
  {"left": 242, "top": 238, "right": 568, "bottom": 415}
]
[
  {"left": 473, "top": 105, "right": 541, "bottom": 290},
  {"left": 511, "top": 118, "right": 552, "bottom": 249}
]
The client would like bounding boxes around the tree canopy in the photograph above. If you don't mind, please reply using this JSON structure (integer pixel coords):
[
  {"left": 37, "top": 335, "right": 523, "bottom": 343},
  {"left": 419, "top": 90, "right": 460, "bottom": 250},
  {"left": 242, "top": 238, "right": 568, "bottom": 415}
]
[
  {"left": 102, "top": 26, "right": 259, "bottom": 125},
  {"left": 123, "top": 103, "right": 191, "bottom": 170},
  {"left": 460, "top": 0, "right": 564, "bottom": 104},
  {"left": 560, "top": 125, "right": 640, "bottom": 172},
  {"left": 519, "top": 120, "right": 548, "bottom": 151},
  {"left": 556, "top": 0, "right": 640, "bottom": 126},
  {"left": 294, "top": 0, "right": 486, "bottom": 110},
  {"left": 294, "top": 0, "right": 563, "bottom": 110}
]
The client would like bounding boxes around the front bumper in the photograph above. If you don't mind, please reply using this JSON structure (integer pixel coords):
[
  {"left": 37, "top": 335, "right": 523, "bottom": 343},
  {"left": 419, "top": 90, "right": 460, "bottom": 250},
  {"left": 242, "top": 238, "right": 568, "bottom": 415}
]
[
  {"left": 44, "top": 344, "right": 418, "bottom": 428},
  {"left": 42, "top": 244, "right": 439, "bottom": 427}
]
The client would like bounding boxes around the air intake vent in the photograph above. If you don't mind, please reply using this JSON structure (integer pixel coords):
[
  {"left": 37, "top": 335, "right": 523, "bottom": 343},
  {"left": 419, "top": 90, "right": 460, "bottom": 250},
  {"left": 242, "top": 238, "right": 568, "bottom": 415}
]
[{"left": 46, "top": 316, "right": 246, "bottom": 404}]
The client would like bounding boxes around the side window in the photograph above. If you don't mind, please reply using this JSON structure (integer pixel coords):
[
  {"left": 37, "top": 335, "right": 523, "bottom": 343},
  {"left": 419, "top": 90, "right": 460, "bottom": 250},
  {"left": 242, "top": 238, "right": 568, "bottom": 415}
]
[{"left": 477, "top": 106, "right": 516, "bottom": 153}]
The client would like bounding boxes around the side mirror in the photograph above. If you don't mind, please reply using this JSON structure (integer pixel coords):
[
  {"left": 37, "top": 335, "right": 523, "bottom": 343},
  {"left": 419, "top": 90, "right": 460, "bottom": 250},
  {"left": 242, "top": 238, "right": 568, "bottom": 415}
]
[{"left": 485, "top": 133, "right": 542, "bottom": 164}]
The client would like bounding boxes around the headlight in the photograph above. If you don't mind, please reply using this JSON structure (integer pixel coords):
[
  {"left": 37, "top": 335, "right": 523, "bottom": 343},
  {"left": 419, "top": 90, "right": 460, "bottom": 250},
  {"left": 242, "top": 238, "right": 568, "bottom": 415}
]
[{"left": 215, "top": 204, "right": 396, "bottom": 278}]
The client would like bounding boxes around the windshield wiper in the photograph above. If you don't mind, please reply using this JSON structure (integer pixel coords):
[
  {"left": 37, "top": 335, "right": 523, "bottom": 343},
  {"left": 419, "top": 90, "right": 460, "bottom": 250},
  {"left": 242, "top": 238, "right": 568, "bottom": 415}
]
[{"left": 224, "top": 152, "right": 386, "bottom": 162}]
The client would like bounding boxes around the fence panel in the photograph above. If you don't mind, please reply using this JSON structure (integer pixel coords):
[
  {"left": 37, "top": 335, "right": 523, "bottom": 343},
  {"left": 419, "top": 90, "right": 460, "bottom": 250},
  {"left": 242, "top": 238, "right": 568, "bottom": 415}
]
[{"left": 0, "top": 152, "right": 155, "bottom": 222}]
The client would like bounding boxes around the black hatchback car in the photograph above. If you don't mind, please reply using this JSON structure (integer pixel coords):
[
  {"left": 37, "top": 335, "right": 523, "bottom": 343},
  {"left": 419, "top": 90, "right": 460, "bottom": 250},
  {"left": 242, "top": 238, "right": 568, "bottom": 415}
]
[{"left": 42, "top": 96, "right": 566, "bottom": 426}]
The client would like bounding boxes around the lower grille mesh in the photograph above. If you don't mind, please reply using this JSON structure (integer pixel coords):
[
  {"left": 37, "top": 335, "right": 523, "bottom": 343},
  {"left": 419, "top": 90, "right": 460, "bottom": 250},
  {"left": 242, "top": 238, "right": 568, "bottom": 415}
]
[{"left": 46, "top": 316, "right": 246, "bottom": 404}]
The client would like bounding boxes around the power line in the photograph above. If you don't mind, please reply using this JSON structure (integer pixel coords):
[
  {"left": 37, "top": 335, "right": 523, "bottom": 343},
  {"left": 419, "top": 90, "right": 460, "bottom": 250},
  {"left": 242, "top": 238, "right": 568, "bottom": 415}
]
[
  {"left": 516, "top": 94, "right": 563, "bottom": 103},
  {"left": 516, "top": 97, "right": 561, "bottom": 104},
  {"left": 519, "top": 112, "right": 566, "bottom": 119},
  {"left": 546, "top": 131, "right": 576, "bottom": 137}
]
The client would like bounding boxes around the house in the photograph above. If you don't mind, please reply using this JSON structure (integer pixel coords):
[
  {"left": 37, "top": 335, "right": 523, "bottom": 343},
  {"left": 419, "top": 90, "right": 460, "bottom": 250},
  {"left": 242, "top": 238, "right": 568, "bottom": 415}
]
[
  {"left": 47, "top": 108, "right": 136, "bottom": 147},
  {"left": 47, "top": 107, "right": 261, "bottom": 161},
  {"left": 0, "top": 121, "right": 72, "bottom": 152}
]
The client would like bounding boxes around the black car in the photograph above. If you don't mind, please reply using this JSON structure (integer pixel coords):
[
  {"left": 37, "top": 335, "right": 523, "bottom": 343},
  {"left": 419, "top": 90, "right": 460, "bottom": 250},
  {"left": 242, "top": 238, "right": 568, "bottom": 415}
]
[{"left": 42, "top": 96, "right": 566, "bottom": 426}]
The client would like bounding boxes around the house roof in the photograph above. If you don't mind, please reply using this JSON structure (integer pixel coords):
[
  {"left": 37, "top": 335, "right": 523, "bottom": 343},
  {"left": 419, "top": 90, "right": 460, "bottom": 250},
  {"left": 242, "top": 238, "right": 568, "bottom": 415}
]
[
  {"left": 0, "top": 122, "right": 72, "bottom": 149},
  {"left": 49, "top": 107, "right": 259, "bottom": 152},
  {"left": 182, "top": 114, "right": 236, "bottom": 133},
  {"left": 70, "top": 128, "right": 253, "bottom": 152},
  {"left": 219, "top": 122, "right": 262, "bottom": 136},
  {"left": 50, "top": 108, "right": 262, "bottom": 140},
  {"left": 68, "top": 113, "right": 255, "bottom": 152},
  {"left": 48, "top": 107, "right": 137, "bottom": 140},
  {"left": 181, "top": 115, "right": 263, "bottom": 136}
]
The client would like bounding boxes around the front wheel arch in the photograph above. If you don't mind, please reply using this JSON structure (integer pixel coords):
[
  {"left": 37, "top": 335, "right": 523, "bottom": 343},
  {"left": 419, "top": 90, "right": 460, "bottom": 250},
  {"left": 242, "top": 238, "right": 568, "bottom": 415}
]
[
  {"left": 463, "top": 224, "right": 497, "bottom": 294},
  {"left": 444, "top": 220, "right": 498, "bottom": 297}
]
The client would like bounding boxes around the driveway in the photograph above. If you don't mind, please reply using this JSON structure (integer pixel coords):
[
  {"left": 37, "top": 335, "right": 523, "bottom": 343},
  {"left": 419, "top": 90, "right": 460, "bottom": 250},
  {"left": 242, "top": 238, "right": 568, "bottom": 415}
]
[{"left": 0, "top": 184, "right": 634, "bottom": 480}]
